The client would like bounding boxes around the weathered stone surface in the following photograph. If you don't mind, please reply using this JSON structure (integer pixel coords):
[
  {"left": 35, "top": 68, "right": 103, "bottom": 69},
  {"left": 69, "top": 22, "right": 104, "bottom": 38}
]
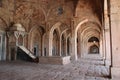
[
  {"left": 0, "top": 0, "right": 120, "bottom": 80},
  {"left": 39, "top": 56, "right": 70, "bottom": 65},
  {"left": 0, "top": 59, "right": 110, "bottom": 80}
]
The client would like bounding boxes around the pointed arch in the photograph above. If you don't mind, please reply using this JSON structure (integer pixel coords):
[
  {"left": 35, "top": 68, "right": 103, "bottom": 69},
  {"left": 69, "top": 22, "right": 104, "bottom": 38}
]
[
  {"left": 49, "top": 22, "right": 61, "bottom": 56},
  {"left": 72, "top": 18, "right": 102, "bottom": 60},
  {"left": 28, "top": 26, "right": 44, "bottom": 57}
]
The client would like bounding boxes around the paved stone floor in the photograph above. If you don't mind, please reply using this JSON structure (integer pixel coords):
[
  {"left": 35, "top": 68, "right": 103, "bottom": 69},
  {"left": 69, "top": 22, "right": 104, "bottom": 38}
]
[{"left": 0, "top": 59, "right": 110, "bottom": 80}]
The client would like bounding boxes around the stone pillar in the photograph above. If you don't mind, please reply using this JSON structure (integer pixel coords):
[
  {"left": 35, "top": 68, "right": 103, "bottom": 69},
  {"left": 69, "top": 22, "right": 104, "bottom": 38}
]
[
  {"left": 104, "top": 29, "right": 111, "bottom": 66},
  {"left": 42, "top": 34, "right": 45, "bottom": 56},
  {"left": 104, "top": 0, "right": 111, "bottom": 67},
  {"left": 62, "top": 38, "right": 66, "bottom": 56},
  {"left": 7, "top": 32, "right": 17, "bottom": 61},
  {"left": 71, "top": 31, "right": 78, "bottom": 60},
  {"left": 110, "top": 0, "right": 120, "bottom": 79},
  {"left": 65, "top": 37, "right": 67, "bottom": 56},
  {"left": 47, "top": 33, "right": 52, "bottom": 56},
  {"left": 102, "top": 30, "right": 106, "bottom": 60},
  {"left": 77, "top": 36, "right": 81, "bottom": 58},
  {"left": 59, "top": 36, "right": 62, "bottom": 56},
  {"left": 6, "top": 33, "right": 10, "bottom": 61},
  {"left": 14, "top": 31, "right": 20, "bottom": 60}
]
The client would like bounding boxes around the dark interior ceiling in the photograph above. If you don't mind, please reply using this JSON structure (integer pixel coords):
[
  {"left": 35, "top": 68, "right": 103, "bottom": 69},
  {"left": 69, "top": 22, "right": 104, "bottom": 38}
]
[{"left": 90, "top": 0, "right": 104, "bottom": 22}]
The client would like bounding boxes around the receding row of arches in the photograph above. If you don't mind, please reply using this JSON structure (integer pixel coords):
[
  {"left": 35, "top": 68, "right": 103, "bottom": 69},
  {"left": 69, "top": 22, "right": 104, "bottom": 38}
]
[
  {"left": 6, "top": 19, "right": 103, "bottom": 61},
  {"left": 70, "top": 19, "right": 103, "bottom": 60},
  {"left": 23, "top": 23, "right": 72, "bottom": 58},
  {"left": 23, "top": 19, "right": 102, "bottom": 61},
  {"left": 0, "top": 18, "right": 105, "bottom": 62}
]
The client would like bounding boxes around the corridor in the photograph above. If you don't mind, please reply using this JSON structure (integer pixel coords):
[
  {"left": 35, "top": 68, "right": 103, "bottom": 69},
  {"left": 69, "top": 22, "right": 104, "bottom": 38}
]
[{"left": 0, "top": 59, "right": 110, "bottom": 80}]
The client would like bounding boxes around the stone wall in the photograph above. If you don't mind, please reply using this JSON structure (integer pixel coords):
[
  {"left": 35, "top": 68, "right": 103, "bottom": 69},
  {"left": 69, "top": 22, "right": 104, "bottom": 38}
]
[
  {"left": 0, "top": 0, "right": 104, "bottom": 63},
  {"left": 110, "top": 0, "right": 120, "bottom": 79}
]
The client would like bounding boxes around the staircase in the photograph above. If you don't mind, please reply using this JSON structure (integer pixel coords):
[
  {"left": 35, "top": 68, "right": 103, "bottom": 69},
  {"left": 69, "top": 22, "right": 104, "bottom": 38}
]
[{"left": 17, "top": 46, "right": 39, "bottom": 63}]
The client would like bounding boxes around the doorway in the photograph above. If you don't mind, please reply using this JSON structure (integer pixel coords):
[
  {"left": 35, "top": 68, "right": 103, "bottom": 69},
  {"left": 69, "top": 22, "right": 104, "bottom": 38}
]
[{"left": 34, "top": 44, "right": 39, "bottom": 57}]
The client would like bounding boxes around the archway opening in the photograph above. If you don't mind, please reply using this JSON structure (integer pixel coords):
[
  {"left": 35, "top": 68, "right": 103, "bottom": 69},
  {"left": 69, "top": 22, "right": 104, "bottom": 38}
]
[
  {"left": 28, "top": 26, "right": 43, "bottom": 57},
  {"left": 61, "top": 35, "right": 65, "bottom": 56},
  {"left": 88, "top": 37, "right": 99, "bottom": 54},
  {"left": 89, "top": 45, "right": 99, "bottom": 54},
  {"left": 52, "top": 30, "right": 59, "bottom": 56},
  {"left": 67, "top": 37, "right": 70, "bottom": 56},
  {"left": 88, "top": 37, "right": 99, "bottom": 43}
]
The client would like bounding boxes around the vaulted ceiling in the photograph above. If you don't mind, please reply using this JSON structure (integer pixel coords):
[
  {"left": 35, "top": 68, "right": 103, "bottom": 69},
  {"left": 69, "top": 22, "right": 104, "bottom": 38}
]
[{"left": 65, "top": 0, "right": 104, "bottom": 23}]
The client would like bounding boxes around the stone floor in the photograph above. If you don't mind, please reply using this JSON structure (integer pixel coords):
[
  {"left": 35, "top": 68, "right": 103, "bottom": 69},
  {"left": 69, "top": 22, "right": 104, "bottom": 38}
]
[{"left": 0, "top": 59, "right": 110, "bottom": 80}]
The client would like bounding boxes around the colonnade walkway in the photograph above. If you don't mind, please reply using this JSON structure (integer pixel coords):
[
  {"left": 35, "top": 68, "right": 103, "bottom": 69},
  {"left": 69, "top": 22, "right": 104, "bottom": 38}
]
[{"left": 0, "top": 58, "right": 110, "bottom": 80}]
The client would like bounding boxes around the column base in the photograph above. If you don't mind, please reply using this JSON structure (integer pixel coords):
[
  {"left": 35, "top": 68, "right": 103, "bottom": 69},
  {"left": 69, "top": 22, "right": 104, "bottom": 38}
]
[
  {"left": 70, "top": 54, "right": 78, "bottom": 61},
  {"left": 111, "top": 67, "right": 120, "bottom": 80}
]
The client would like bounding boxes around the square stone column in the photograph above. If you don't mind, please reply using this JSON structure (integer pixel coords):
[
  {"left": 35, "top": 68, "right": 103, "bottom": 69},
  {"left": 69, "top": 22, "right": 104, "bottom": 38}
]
[
  {"left": 104, "top": 0, "right": 111, "bottom": 67},
  {"left": 65, "top": 38, "right": 68, "bottom": 56},
  {"left": 71, "top": 31, "right": 78, "bottom": 60},
  {"left": 59, "top": 36, "right": 62, "bottom": 56},
  {"left": 110, "top": 0, "right": 120, "bottom": 79}
]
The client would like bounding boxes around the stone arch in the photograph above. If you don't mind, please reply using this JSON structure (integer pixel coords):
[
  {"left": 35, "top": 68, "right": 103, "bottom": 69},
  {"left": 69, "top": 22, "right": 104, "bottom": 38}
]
[
  {"left": 49, "top": 22, "right": 61, "bottom": 35},
  {"left": 81, "top": 28, "right": 100, "bottom": 41},
  {"left": 49, "top": 22, "right": 61, "bottom": 56},
  {"left": 72, "top": 19, "right": 88, "bottom": 60},
  {"left": 80, "top": 25, "right": 101, "bottom": 57},
  {"left": 85, "top": 34, "right": 100, "bottom": 43},
  {"left": 60, "top": 28, "right": 69, "bottom": 56},
  {"left": 80, "top": 23, "right": 101, "bottom": 36},
  {"left": 75, "top": 20, "right": 102, "bottom": 35},
  {"left": 60, "top": 28, "right": 69, "bottom": 37},
  {"left": 52, "top": 29, "right": 59, "bottom": 56},
  {"left": 73, "top": 19, "right": 102, "bottom": 60},
  {"left": 87, "top": 36, "right": 100, "bottom": 53},
  {"left": 80, "top": 22, "right": 101, "bottom": 36},
  {"left": 88, "top": 37, "right": 99, "bottom": 42},
  {"left": 29, "top": 26, "right": 45, "bottom": 34},
  {"left": 81, "top": 31, "right": 100, "bottom": 56},
  {"left": 28, "top": 26, "right": 43, "bottom": 57},
  {"left": 77, "top": 20, "right": 101, "bottom": 38}
]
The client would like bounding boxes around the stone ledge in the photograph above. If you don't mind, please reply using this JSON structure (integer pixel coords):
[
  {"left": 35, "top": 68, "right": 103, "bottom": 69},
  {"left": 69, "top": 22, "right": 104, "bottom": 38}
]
[{"left": 39, "top": 56, "right": 71, "bottom": 65}]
